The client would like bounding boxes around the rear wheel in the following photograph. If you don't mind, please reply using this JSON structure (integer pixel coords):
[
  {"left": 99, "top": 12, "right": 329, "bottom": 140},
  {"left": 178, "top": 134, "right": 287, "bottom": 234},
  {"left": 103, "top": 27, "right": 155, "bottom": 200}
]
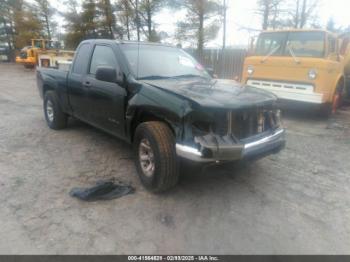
[
  {"left": 332, "top": 80, "right": 346, "bottom": 112},
  {"left": 44, "top": 91, "right": 68, "bottom": 130},
  {"left": 318, "top": 81, "right": 345, "bottom": 117},
  {"left": 134, "top": 121, "right": 179, "bottom": 193}
]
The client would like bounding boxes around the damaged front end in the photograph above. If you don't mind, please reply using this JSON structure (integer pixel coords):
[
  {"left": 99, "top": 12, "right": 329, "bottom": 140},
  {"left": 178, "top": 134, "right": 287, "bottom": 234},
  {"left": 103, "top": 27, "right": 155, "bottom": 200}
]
[{"left": 176, "top": 107, "right": 285, "bottom": 162}]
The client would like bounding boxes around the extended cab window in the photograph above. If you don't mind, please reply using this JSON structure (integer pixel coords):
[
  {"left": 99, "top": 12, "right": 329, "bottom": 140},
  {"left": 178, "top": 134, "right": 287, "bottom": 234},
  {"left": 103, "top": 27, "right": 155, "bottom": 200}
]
[
  {"left": 72, "top": 44, "right": 90, "bottom": 74},
  {"left": 89, "top": 45, "right": 118, "bottom": 74}
]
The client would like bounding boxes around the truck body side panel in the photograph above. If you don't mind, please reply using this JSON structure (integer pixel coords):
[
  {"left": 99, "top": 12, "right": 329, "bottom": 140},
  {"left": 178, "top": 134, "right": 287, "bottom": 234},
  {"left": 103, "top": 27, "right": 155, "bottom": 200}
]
[{"left": 36, "top": 68, "right": 71, "bottom": 113}]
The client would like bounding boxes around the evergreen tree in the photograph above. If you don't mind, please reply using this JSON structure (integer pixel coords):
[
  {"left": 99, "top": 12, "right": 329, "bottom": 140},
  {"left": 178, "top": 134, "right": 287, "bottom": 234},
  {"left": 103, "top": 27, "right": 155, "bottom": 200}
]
[
  {"left": 115, "top": 0, "right": 135, "bottom": 40},
  {"left": 81, "top": 0, "right": 98, "bottom": 38},
  {"left": 171, "top": 0, "right": 223, "bottom": 59},
  {"left": 62, "top": 0, "right": 85, "bottom": 48},
  {"left": 96, "top": 0, "right": 118, "bottom": 38},
  {"left": 34, "top": 0, "right": 56, "bottom": 40},
  {"left": 0, "top": 0, "right": 43, "bottom": 50},
  {"left": 138, "top": 0, "right": 164, "bottom": 41}
]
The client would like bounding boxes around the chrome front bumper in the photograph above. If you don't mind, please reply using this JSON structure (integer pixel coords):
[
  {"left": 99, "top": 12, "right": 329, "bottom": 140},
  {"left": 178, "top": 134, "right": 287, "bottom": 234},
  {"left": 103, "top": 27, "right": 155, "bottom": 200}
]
[{"left": 176, "top": 128, "right": 285, "bottom": 162}]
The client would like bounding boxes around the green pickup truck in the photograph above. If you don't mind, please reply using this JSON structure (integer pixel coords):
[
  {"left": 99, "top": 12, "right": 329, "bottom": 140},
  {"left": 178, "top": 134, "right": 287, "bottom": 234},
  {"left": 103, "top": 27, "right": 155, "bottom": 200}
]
[{"left": 36, "top": 40, "right": 286, "bottom": 192}]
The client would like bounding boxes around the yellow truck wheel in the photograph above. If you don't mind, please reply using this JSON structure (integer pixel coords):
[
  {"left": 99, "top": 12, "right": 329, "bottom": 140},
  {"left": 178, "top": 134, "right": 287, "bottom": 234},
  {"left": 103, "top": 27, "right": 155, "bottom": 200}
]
[{"left": 24, "top": 64, "right": 35, "bottom": 69}]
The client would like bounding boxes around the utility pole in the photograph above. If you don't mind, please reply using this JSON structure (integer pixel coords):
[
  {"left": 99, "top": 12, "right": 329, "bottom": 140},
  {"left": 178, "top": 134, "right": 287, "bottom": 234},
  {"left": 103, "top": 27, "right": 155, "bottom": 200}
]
[
  {"left": 220, "top": 0, "right": 227, "bottom": 78},
  {"left": 136, "top": 0, "right": 140, "bottom": 41},
  {"left": 223, "top": 0, "right": 227, "bottom": 49}
]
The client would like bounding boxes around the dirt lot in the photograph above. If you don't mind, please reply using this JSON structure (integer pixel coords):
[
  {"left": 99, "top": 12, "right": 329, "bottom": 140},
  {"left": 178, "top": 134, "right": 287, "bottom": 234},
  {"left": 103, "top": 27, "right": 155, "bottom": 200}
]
[{"left": 0, "top": 63, "right": 350, "bottom": 254}]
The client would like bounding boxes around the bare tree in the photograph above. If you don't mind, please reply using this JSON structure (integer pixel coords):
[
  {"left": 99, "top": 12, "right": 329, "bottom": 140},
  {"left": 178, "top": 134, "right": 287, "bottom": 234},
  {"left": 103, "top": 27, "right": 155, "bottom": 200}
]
[
  {"left": 125, "top": 0, "right": 165, "bottom": 41},
  {"left": 256, "top": 0, "right": 285, "bottom": 30},
  {"left": 287, "top": 0, "right": 319, "bottom": 29},
  {"left": 222, "top": 0, "right": 226, "bottom": 48}
]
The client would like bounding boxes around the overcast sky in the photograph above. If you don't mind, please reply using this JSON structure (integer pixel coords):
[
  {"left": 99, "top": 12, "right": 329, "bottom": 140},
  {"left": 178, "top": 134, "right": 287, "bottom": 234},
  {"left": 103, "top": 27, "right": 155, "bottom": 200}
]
[{"left": 51, "top": 0, "right": 350, "bottom": 47}]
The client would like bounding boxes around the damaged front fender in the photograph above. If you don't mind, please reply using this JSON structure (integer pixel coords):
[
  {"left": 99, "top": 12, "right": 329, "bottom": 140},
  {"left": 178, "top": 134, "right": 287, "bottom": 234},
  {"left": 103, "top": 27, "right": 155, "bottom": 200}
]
[{"left": 125, "top": 85, "right": 193, "bottom": 142}]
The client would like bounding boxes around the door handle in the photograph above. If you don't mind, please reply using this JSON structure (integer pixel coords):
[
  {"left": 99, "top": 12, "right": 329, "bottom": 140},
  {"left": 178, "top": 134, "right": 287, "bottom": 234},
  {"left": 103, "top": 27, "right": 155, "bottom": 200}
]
[{"left": 83, "top": 81, "right": 91, "bottom": 88}]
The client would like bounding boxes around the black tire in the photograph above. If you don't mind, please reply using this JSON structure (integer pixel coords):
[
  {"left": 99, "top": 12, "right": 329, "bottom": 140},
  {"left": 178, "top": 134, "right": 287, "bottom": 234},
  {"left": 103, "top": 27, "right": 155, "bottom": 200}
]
[
  {"left": 317, "top": 81, "right": 345, "bottom": 118},
  {"left": 44, "top": 91, "right": 68, "bottom": 130},
  {"left": 24, "top": 64, "right": 34, "bottom": 69},
  {"left": 317, "top": 103, "right": 332, "bottom": 118},
  {"left": 134, "top": 121, "right": 179, "bottom": 193}
]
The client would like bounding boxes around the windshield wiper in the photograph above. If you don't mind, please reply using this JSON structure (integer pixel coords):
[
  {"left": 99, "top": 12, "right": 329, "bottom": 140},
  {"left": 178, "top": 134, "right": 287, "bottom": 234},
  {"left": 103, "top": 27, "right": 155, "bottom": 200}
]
[
  {"left": 171, "top": 74, "right": 201, "bottom": 78},
  {"left": 261, "top": 45, "right": 281, "bottom": 63},
  {"left": 138, "top": 75, "right": 171, "bottom": 80},
  {"left": 287, "top": 43, "right": 301, "bottom": 64}
]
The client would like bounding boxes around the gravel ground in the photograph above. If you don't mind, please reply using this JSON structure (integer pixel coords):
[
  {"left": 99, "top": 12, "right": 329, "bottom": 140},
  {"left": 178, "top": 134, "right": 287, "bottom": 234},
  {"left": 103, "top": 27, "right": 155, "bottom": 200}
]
[{"left": 0, "top": 63, "right": 350, "bottom": 254}]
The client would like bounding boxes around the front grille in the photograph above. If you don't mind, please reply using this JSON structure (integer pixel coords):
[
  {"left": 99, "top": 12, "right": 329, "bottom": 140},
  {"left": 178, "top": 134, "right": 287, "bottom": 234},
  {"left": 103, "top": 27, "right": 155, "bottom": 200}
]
[
  {"left": 213, "top": 109, "right": 279, "bottom": 140},
  {"left": 247, "top": 79, "right": 314, "bottom": 93}
]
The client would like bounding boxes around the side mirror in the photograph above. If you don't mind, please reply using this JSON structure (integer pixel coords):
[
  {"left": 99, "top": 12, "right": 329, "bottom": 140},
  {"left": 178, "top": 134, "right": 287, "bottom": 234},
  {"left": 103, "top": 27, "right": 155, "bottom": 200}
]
[
  {"left": 95, "top": 66, "right": 117, "bottom": 83},
  {"left": 206, "top": 67, "right": 218, "bottom": 78}
]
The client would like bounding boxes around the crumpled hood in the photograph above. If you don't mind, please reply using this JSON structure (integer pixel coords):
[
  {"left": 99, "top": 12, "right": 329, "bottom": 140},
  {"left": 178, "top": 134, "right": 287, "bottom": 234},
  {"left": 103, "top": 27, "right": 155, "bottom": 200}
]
[{"left": 143, "top": 78, "right": 277, "bottom": 110}]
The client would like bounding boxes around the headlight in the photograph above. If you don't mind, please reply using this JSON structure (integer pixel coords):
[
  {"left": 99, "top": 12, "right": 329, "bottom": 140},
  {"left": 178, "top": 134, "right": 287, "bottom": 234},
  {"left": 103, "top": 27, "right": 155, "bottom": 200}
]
[
  {"left": 308, "top": 69, "right": 317, "bottom": 80},
  {"left": 274, "top": 109, "right": 282, "bottom": 127},
  {"left": 267, "top": 109, "right": 282, "bottom": 129},
  {"left": 247, "top": 65, "right": 254, "bottom": 76}
]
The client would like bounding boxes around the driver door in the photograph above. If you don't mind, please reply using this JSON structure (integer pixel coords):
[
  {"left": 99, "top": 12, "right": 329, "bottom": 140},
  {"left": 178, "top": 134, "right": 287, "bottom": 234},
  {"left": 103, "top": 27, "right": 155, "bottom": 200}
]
[{"left": 85, "top": 44, "right": 127, "bottom": 138}]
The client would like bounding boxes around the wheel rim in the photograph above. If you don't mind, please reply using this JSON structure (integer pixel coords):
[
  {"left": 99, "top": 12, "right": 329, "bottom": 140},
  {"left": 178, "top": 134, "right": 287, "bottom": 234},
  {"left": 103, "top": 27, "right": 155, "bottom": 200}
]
[
  {"left": 138, "top": 138, "right": 155, "bottom": 177},
  {"left": 46, "top": 100, "right": 54, "bottom": 122}
]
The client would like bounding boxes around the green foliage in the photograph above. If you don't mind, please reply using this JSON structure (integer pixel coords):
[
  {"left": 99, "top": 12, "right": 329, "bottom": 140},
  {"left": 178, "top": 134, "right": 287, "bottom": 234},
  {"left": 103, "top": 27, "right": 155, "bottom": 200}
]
[
  {"left": 63, "top": 0, "right": 122, "bottom": 48},
  {"left": 138, "top": 0, "right": 165, "bottom": 41},
  {"left": 97, "top": 0, "right": 118, "bottom": 38},
  {"left": 115, "top": 0, "right": 135, "bottom": 40},
  {"left": 62, "top": 0, "right": 85, "bottom": 48},
  {"left": 33, "top": 0, "right": 57, "bottom": 39},
  {"left": 171, "top": 0, "right": 223, "bottom": 56},
  {"left": 81, "top": 0, "right": 98, "bottom": 38},
  {"left": 0, "top": 0, "right": 43, "bottom": 50},
  {"left": 116, "top": 0, "right": 166, "bottom": 42}
]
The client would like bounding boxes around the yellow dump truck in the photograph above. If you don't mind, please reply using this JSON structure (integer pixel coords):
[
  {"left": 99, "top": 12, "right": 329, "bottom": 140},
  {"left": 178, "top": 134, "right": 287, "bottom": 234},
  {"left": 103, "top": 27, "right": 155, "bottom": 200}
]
[
  {"left": 242, "top": 29, "right": 350, "bottom": 115},
  {"left": 16, "top": 39, "right": 74, "bottom": 68}
]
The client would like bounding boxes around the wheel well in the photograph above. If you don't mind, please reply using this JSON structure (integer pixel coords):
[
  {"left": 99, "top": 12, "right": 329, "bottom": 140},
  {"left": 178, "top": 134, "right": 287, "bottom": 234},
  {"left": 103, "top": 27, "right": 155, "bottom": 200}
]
[
  {"left": 130, "top": 110, "right": 175, "bottom": 142},
  {"left": 336, "top": 77, "right": 345, "bottom": 92},
  {"left": 43, "top": 84, "right": 54, "bottom": 95}
]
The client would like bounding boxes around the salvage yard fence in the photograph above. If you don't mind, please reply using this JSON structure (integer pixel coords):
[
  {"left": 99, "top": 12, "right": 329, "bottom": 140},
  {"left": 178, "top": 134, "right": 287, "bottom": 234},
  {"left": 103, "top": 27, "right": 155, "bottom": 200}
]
[{"left": 187, "top": 48, "right": 247, "bottom": 80}]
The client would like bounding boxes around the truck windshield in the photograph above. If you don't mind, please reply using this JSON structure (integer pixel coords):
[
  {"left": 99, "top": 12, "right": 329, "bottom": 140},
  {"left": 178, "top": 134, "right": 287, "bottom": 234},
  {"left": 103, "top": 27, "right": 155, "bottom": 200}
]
[
  {"left": 255, "top": 32, "right": 286, "bottom": 56},
  {"left": 120, "top": 44, "right": 210, "bottom": 80},
  {"left": 255, "top": 31, "right": 325, "bottom": 58}
]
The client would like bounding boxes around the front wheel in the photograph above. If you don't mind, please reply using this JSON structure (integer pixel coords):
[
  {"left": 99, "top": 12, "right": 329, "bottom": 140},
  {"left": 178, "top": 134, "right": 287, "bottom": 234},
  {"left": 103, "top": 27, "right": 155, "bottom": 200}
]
[
  {"left": 44, "top": 91, "right": 68, "bottom": 130},
  {"left": 24, "top": 64, "right": 34, "bottom": 69},
  {"left": 134, "top": 121, "right": 179, "bottom": 193}
]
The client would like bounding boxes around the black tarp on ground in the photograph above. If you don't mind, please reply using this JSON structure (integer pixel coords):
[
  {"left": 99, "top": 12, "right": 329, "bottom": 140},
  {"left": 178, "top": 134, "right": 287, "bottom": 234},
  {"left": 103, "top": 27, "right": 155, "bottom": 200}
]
[{"left": 69, "top": 180, "right": 134, "bottom": 202}]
